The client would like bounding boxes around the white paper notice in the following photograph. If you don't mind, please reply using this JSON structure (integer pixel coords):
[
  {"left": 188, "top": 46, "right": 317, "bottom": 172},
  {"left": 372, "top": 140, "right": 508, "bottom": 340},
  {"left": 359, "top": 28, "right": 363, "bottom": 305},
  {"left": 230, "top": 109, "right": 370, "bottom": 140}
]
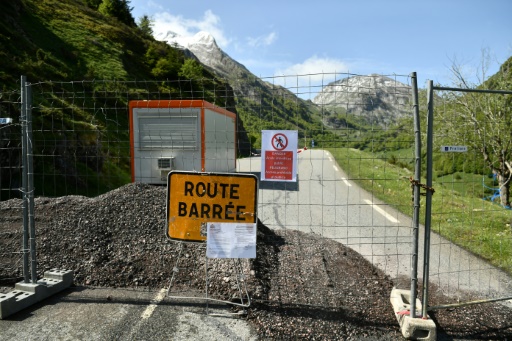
[{"left": 206, "top": 222, "right": 257, "bottom": 258}]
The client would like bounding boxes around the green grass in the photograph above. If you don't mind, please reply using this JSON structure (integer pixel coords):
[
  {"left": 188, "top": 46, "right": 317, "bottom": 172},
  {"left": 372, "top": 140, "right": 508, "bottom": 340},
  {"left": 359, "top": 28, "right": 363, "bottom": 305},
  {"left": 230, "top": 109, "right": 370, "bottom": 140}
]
[
  {"left": 328, "top": 147, "right": 512, "bottom": 274},
  {"left": 436, "top": 172, "right": 503, "bottom": 201}
]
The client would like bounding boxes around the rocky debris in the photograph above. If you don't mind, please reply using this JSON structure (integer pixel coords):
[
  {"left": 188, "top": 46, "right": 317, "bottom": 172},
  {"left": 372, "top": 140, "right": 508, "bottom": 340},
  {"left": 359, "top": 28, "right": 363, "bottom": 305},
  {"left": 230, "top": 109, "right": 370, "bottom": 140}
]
[
  {"left": 248, "top": 229, "right": 401, "bottom": 340},
  {"left": 1, "top": 183, "right": 512, "bottom": 339}
]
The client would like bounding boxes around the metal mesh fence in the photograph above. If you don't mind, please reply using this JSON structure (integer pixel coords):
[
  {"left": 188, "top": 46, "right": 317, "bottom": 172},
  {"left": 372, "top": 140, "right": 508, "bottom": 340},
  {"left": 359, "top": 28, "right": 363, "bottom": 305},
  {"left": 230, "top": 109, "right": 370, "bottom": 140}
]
[
  {"left": 0, "top": 87, "right": 24, "bottom": 290},
  {"left": 425, "top": 84, "right": 512, "bottom": 309},
  {"left": 0, "top": 74, "right": 418, "bottom": 308}
]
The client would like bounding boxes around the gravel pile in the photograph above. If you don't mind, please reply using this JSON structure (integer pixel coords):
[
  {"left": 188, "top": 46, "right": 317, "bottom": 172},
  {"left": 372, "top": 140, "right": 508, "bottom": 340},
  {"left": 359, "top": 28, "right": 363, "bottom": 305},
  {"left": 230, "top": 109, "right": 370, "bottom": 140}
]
[{"left": 1, "top": 183, "right": 512, "bottom": 339}]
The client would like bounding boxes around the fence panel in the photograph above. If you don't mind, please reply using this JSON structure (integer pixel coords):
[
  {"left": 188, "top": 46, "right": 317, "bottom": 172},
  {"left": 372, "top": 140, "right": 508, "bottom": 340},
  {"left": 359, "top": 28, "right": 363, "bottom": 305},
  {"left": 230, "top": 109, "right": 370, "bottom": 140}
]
[
  {"left": 424, "top": 83, "right": 512, "bottom": 312},
  {"left": 0, "top": 86, "right": 24, "bottom": 292},
  {"left": 0, "top": 75, "right": 416, "bottom": 312}
]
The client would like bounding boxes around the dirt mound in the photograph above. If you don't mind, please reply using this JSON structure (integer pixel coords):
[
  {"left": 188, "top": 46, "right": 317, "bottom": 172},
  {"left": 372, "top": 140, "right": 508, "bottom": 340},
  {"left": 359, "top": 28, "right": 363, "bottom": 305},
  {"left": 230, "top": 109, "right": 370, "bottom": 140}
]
[{"left": 1, "top": 183, "right": 512, "bottom": 339}]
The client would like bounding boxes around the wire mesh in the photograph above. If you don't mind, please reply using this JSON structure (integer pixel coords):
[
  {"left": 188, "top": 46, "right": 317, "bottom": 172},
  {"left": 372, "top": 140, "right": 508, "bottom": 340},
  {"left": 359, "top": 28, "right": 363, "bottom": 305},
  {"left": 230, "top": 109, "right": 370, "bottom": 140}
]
[
  {"left": 238, "top": 73, "right": 416, "bottom": 306},
  {"left": 0, "top": 87, "right": 24, "bottom": 291},
  {"left": 426, "top": 86, "right": 512, "bottom": 307},
  {"left": 0, "top": 74, "right": 418, "bottom": 308}
]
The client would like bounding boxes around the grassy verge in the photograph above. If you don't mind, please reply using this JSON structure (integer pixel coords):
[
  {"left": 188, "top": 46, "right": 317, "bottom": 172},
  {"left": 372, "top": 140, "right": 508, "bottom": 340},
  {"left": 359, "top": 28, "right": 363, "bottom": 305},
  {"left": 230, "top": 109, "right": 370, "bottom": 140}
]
[{"left": 327, "top": 147, "right": 512, "bottom": 274}]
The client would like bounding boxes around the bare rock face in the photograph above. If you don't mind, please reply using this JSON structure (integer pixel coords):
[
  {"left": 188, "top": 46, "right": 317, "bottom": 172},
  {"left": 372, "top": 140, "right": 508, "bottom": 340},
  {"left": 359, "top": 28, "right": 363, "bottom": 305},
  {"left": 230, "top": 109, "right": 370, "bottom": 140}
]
[{"left": 313, "top": 74, "right": 412, "bottom": 126}]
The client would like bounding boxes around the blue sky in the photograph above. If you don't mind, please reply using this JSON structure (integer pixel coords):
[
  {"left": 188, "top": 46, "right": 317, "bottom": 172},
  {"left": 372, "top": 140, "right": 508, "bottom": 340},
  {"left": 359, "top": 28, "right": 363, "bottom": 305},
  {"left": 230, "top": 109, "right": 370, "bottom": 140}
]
[{"left": 129, "top": 0, "right": 512, "bottom": 89}]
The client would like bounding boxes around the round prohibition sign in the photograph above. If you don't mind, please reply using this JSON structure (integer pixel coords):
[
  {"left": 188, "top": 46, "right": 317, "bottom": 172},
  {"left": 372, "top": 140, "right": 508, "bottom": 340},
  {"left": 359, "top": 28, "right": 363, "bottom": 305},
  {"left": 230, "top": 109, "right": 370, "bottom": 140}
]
[{"left": 271, "top": 133, "right": 288, "bottom": 150}]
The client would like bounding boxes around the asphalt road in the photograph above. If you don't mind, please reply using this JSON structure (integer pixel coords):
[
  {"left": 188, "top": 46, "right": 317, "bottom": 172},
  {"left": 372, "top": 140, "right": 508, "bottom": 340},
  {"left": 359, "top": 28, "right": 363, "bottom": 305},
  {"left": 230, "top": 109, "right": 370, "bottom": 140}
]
[
  {"left": 238, "top": 149, "right": 413, "bottom": 281},
  {"left": 238, "top": 149, "right": 512, "bottom": 301},
  {"left": 0, "top": 287, "right": 257, "bottom": 341}
]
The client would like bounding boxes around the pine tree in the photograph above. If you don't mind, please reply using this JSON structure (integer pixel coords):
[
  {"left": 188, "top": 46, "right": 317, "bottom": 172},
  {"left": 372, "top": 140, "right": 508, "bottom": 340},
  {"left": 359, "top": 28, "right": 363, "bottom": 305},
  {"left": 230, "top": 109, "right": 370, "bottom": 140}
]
[
  {"left": 138, "top": 15, "right": 153, "bottom": 37},
  {"left": 98, "top": 0, "right": 135, "bottom": 27}
]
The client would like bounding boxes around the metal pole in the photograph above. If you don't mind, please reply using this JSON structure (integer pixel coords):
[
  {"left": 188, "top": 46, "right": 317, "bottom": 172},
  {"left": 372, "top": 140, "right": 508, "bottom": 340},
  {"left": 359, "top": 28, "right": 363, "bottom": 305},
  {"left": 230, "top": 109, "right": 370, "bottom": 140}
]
[
  {"left": 422, "top": 80, "right": 435, "bottom": 319},
  {"left": 428, "top": 295, "right": 512, "bottom": 311},
  {"left": 410, "top": 72, "right": 421, "bottom": 318},
  {"left": 20, "top": 75, "right": 29, "bottom": 284},
  {"left": 26, "top": 83, "right": 37, "bottom": 284},
  {"left": 433, "top": 86, "right": 512, "bottom": 95}
]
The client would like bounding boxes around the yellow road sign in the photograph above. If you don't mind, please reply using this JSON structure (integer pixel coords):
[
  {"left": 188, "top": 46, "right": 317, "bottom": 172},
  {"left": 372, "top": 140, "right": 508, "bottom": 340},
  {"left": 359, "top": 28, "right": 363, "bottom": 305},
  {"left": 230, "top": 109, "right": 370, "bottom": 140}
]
[{"left": 166, "top": 171, "right": 258, "bottom": 242}]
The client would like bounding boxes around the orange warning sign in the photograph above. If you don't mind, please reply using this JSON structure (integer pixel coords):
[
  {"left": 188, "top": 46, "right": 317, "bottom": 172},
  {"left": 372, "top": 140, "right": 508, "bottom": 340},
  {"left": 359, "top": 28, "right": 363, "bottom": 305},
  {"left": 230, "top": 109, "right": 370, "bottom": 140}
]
[{"left": 166, "top": 171, "right": 258, "bottom": 242}]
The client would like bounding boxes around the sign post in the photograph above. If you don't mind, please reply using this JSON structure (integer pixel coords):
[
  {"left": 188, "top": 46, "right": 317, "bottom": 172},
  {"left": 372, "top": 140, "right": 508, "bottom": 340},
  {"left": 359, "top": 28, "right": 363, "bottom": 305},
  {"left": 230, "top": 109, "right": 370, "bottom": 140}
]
[
  {"left": 261, "top": 130, "right": 298, "bottom": 182},
  {"left": 166, "top": 171, "right": 258, "bottom": 242}
]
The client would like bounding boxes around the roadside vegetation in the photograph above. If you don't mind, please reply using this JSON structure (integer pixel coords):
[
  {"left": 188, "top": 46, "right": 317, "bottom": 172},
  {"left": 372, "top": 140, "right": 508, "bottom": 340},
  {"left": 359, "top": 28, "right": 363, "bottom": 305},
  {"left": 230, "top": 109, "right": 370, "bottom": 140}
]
[
  {"left": 326, "top": 54, "right": 512, "bottom": 274},
  {"left": 328, "top": 146, "right": 512, "bottom": 274}
]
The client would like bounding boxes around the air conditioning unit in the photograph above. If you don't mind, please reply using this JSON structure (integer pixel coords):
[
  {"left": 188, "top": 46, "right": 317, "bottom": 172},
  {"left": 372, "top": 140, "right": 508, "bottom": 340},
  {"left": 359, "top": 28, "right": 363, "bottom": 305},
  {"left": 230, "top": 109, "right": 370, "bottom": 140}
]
[{"left": 158, "top": 157, "right": 174, "bottom": 182}]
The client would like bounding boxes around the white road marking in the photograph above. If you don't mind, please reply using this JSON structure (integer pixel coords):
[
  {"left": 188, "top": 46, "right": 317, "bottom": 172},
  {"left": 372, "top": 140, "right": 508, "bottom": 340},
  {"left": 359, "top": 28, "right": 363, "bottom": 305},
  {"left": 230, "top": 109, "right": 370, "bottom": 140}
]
[
  {"left": 332, "top": 165, "right": 352, "bottom": 186},
  {"left": 341, "top": 178, "right": 352, "bottom": 187},
  {"left": 363, "top": 199, "right": 399, "bottom": 223},
  {"left": 126, "top": 288, "right": 168, "bottom": 339},
  {"left": 141, "top": 288, "right": 167, "bottom": 319}
]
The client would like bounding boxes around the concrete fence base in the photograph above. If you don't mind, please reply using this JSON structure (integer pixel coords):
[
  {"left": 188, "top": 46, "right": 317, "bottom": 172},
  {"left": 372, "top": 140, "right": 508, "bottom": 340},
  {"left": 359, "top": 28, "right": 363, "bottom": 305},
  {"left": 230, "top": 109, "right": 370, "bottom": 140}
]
[
  {"left": 390, "top": 288, "right": 437, "bottom": 340},
  {"left": 0, "top": 269, "right": 73, "bottom": 319}
]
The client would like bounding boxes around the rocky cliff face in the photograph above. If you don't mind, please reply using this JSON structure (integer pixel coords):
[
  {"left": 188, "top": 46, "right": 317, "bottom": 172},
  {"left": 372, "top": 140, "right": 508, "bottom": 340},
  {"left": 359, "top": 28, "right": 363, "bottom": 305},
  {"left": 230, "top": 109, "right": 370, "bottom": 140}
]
[
  {"left": 313, "top": 74, "right": 411, "bottom": 126},
  {"left": 185, "top": 32, "right": 250, "bottom": 81},
  {"left": 163, "top": 31, "right": 260, "bottom": 97}
]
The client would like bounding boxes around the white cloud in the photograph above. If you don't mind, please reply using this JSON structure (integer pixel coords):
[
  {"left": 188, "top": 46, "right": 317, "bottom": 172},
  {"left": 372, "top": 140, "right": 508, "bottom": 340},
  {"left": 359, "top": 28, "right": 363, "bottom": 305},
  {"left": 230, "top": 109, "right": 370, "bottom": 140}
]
[
  {"left": 276, "top": 55, "right": 351, "bottom": 78},
  {"left": 267, "top": 55, "right": 354, "bottom": 93},
  {"left": 247, "top": 32, "right": 278, "bottom": 48},
  {"left": 152, "top": 10, "right": 231, "bottom": 48}
]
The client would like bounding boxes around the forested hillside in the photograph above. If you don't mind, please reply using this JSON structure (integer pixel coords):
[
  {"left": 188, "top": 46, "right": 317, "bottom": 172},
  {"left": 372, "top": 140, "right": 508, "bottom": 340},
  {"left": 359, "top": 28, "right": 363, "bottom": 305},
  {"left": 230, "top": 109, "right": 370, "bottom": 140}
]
[
  {"left": 1, "top": 0, "right": 199, "bottom": 83},
  {"left": 0, "top": 0, "right": 246, "bottom": 198},
  {"left": 1, "top": 0, "right": 510, "bottom": 200},
  {"left": 0, "top": 0, "right": 334, "bottom": 197}
]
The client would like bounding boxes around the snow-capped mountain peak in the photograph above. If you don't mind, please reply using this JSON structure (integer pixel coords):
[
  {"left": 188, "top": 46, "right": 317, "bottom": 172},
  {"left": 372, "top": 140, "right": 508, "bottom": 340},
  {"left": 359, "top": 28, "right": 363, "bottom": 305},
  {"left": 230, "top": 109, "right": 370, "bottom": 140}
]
[
  {"left": 181, "top": 31, "right": 252, "bottom": 81},
  {"left": 158, "top": 30, "right": 219, "bottom": 53},
  {"left": 189, "top": 31, "right": 217, "bottom": 48}
]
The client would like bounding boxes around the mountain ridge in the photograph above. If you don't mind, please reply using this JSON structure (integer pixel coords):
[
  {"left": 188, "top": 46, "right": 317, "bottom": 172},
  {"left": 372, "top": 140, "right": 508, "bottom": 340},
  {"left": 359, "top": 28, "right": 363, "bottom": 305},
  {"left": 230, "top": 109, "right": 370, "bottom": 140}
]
[
  {"left": 164, "top": 31, "right": 329, "bottom": 146},
  {"left": 162, "top": 31, "right": 252, "bottom": 82},
  {"left": 313, "top": 74, "right": 412, "bottom": 126},
  {"left": 164, "top": 31, "right": 413, "bottom": 127}
]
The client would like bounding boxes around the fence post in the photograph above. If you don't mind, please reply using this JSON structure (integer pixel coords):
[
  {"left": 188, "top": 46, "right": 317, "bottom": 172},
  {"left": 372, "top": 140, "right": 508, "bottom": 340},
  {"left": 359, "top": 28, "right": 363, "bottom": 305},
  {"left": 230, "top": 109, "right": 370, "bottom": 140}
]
[
  {"left": 410, "top": 72, "right": 421, "bottom": 318},
  {"left": 422, "top": 80, "right": 435, "bottom": 319},
  {"left": 26, "top": 83, "right": 37, "bottom": 284},
  {"left": 20, "top": 75, "right": 30, "bottom": 284},
  {"left": 20, "top": 75, "right": 37, "bottom": 284}
]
